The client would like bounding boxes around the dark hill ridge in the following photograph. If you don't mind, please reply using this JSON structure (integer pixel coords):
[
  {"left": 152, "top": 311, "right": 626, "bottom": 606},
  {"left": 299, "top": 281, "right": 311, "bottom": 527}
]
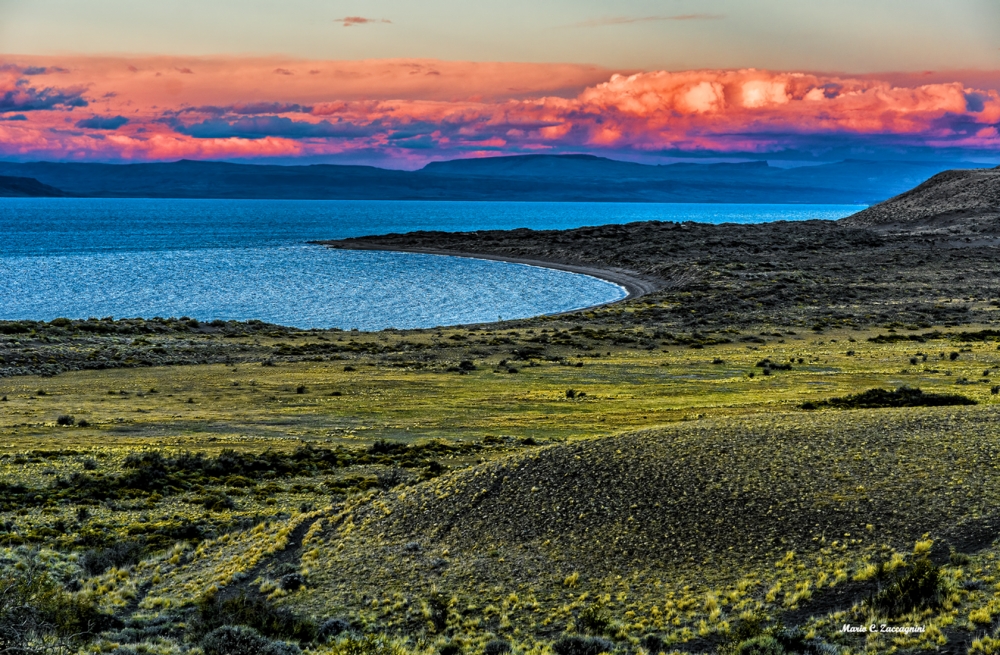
[
  {"left": 0, "top": 175, "right": 68, "bottom": 197},
  {"left": 319, "top": 216, "right": 1000, "bottom": 330},
  {"left": 297, "top": 407, "right": 1000, "bottom": 626},
  {"left": 420, "top": 153, "right": 772, "bottom": 179},
  {"left": 0, "top": 155, "right": 976, "bottom": 203},
  {"left": 842, "top": 165, "right": 1000, "bottom": 230}
]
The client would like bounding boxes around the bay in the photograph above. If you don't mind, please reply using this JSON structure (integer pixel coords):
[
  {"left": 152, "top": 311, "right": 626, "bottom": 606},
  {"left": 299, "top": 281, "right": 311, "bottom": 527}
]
[{"left": 0, "top": 199, "right": 864, "bottom": 329}]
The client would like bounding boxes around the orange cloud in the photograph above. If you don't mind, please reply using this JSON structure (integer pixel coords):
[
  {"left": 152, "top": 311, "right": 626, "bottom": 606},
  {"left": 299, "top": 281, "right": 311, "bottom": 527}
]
[
  {"left": 334, "top": 16, "right": 392, "bottom": 27},
  {"left": 1, "top": 57, "right": 998, "bottom": 166}
]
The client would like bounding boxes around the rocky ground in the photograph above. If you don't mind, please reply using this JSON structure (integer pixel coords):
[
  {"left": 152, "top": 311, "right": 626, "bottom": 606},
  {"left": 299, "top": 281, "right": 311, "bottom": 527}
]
[
  {"left": 843, "top": 166, "right": 1000, "bottom": 231},
  {"left": 0, "top": 317, "right": 284, "bottom": 378},
  {"left": 319, "top": 217, "right": 1000, "bottom": 333}
]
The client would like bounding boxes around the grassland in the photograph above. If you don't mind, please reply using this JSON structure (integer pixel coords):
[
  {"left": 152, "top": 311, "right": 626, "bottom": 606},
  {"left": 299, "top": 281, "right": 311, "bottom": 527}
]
[
  {"left": 3, "top": 317, "right": 1000, "bottom": 655},
  {"left": 5, "top": 213, "right": 1000, "bottom": 654},
  {"left": 2, "top": 321, "right": 999, "bottom": 449}
]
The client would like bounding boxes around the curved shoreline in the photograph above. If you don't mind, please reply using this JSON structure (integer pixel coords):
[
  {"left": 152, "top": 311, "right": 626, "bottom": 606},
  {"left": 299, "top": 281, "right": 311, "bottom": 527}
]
[{"left": 314, "top": 242, "right": 664, "bottom": 311}]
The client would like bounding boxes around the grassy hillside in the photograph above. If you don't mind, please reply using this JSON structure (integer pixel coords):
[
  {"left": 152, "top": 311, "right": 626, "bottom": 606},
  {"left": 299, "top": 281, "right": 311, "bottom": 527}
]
[
  {"left": 6, "top": 201, "right": 1000, "bottom": 654},
  {"left": 3, "top": 322, "right": 1000, "bottom": 654}
]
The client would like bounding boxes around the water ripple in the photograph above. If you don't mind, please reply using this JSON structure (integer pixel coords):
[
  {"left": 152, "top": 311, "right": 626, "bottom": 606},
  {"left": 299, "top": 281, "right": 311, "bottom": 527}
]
[
  {"left": 0, "top": 246, "right": 625, "bottom": 330},
  {"left": 0, "top": 198, "right": 862, "bottom": 329}
]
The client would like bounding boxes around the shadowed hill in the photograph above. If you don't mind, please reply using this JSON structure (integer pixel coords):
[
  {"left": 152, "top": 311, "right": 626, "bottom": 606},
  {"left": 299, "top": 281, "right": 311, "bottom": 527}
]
[
  {"left": 0, "top": 156, "right": 974, "bottom": 203},
  {"left": 0, "top": 175, "right": 69, "bottom": 197},
  {"left": 842, "top": 165, "right": 1000, "bottom": 228},
  {"left": 320, "top": 217, "right": 1000, "bottom": 330},
  {"left": 295, "top": 406, "right": 1000, "bottom": 620},
  {"left": 420, "top": 153, "right": 771, "bottom": 180}
]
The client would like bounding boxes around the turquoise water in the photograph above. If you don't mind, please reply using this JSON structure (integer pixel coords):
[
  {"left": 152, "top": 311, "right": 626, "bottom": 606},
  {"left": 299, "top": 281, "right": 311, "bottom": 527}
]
[{"left": 0, "top": 199, "right": 863, "bottom": 329}]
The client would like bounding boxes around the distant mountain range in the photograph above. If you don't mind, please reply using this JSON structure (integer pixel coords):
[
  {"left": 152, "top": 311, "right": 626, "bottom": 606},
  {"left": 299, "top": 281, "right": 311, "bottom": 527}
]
[
  {"left": 0, "top": 175, "right": 68, "bottom": 197},
  {"left": 0, "top": 155, "right": 988, "bottom": 204}
]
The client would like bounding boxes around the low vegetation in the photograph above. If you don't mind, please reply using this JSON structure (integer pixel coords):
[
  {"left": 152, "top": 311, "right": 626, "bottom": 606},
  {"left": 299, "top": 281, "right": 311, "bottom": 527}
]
[
  {"left": 4, "top": 209, "right": 1000, "bottom": 653},
  {"left": 0, "top": 317, "right": 999, "bottom": 654},
  {"left": 801, "top": 385, "right": 977, "bottom": 410}
]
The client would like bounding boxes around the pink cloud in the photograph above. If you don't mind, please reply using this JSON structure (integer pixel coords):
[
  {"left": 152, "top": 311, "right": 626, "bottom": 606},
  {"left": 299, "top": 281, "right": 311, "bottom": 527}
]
[
  {"left": 1, "top": 56, "right": 998, "bottom": 166},
  {"left": 0, "top": 65, "right": 88, "bottom": 111},
  {"left": 335, "top": 16, "right": 391, "bottom": 27}
]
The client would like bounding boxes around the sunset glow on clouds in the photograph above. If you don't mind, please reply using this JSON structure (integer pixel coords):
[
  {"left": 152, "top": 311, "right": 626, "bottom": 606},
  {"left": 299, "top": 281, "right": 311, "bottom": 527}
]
[{"left": 1, "top": 56, "right": 999, "bottom": 167}]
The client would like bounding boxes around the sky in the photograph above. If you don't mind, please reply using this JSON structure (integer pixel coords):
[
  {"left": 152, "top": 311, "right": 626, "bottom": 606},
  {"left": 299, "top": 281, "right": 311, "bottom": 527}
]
[{"left": 1, "top": 0, "right": 999, "bottom": 168}]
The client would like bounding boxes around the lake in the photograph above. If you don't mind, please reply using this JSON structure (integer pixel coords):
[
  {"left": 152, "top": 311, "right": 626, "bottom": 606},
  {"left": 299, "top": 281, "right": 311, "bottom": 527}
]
[{"left": 0, "top": 199, "right": 864, "bottom": 329}]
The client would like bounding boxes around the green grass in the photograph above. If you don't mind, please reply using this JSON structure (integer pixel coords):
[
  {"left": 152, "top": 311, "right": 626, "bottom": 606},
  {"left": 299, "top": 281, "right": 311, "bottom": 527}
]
[
  {"left": 2, "top": 324, "right": 1000, "bottom": 654},
  {"left": 1, "top": 326, "right": 997, "bottom": 451}
]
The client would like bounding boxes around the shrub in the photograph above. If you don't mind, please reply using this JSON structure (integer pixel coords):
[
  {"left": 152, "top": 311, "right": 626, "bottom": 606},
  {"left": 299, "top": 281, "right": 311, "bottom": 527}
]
[
  {"left": 296, "top": 385, "right": 307, "bottom": 394},
  {"left": 640, "top": 634, "right": 666, "bottom": 654},
  {"left": 369, "top": 440, "right": 408, "bottom": 456},
  {"left": 376, "top": 468, "right": 410, "bottom": 490},
  {"left": 579, "top": 605, "right": 612, "bottom": 634},
  {"left": 202, "top": 625, "right": 301, "bottom": 655},
  {"left": 734, "top": 636, "right": 785, "bottom": 655},
  {"left": 318, "top": 618, "right": 351, "bottom": 640},
  {"left": 483, "top": 639, "right": 511, "bottom": 655},
  {"left": 553, "top": 636, "right": 615, "bottom": 655},
  {"left": 109, "top": 647, "right": 140, "bottom": 655},
  {"left": 801, "top": 386, "right": 975, "bottom": 410},
  {"left": 56, "top": 414, "right": 75, "bottom": 426},
  {"left": 200, "top": 492, "right": 237, "bottom": 512},
  {"left": 197, "top": 591, "right": 317, "bottom": 642},
  {"left": 950, "top": 549, "right": 972, "bottom": 566},
  {"left": 80, "top": 539, "right": 146, "bottom": 576},
  {"left": 440, "top": 642, "right": 463, "bottom": 655},
  {"left": 0, "top": 321, "right": 32, "bottom": 334},
  {"left": 425, "top": 592, "right": 449, "bottom": 632},
  {"left": 279, "top": 573, "right": 305, "bottom": 591},
  {"left": 325, "top": 634, "right": 404, "bottom": 655},
  {"left": 863, "top": 558, "right": 942, "bottom": 617},
  {"left": 755, "top": 358, "right": 791, "bottom": 371},
  {"left": 723, "top": 621, "right": 834, "bottom": 655},
  {"left": 1, "top": 552, "right": 118, "bottom": 653},
  {"left": 124, "top": 451, "right": 166, "bottom": 470},
  {"left": 268, "top": 642, "right": 303, "bottom": 655}
]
